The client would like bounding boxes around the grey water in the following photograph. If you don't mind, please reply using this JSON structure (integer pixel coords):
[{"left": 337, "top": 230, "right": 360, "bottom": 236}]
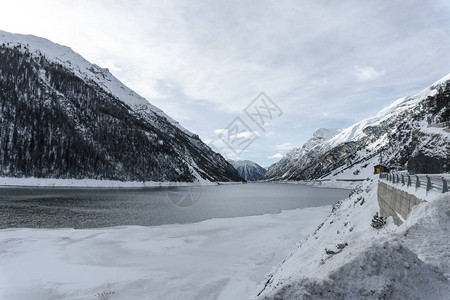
[{"left": 0, "top": 183, "right": 350, "bottom": 229}]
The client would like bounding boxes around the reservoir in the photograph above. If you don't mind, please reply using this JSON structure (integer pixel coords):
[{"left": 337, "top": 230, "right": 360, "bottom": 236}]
[{"left": 0, "top": 183, "right": 350, "bottom": 229}]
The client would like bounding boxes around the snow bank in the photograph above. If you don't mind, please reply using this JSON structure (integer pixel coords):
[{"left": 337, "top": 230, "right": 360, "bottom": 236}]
[
  {"left": 0, "top": 176, "right": 216, "bottom": 188},
  {"left": 257, "top": 177, "right": 450, "bottom": 299},
  {"left": 0, "top": 206, "right": 332, "bottom": 300},
  {"left": 302, "top": 179, "right": 364, "bottom": 190},
  {"left": 260, "top": 241, "right": 447, "bottom": 300},
  {"left": 266, "top": 179, "right": 362, "bottom": 190}
]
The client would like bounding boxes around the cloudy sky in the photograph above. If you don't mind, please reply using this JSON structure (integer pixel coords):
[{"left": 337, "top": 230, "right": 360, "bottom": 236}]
[{"left": 2, "top": 0, "right": 450, "bottom": 166}]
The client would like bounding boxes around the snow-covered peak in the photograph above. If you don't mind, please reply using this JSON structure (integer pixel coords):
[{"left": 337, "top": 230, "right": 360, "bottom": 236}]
[
  {"left": 285, "top": 128, "right": 342, "bottom": 160},
  {"left": 279, "top": 74, "right": 450, "bottom": 163},
  {"left": 263, "top": 128, "right": 341, "bottom": 181},
  {"left": 0, "top": 30, "right": 191, "bottom": 134},
  {"left": 228, "top": 159, "right": 262, "bottom": 169},
  {"left": 306, "top": 128, "right": 343, "bottom": 149},
  {"left": 325, "top": 74, "right": 450, "bottom": 150},
  {"left": 264, "top": 73, "right": 450, "bottom": 181},
  {"left": 228, "top": 160, "right": 267, "bottom": 181}
]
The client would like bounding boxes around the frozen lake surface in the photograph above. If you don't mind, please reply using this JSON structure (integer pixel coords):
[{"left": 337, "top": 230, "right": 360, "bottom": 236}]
[
  {"left": 0, "top": 183, "right": 349, "bottom": 229},
  {"left": 0, "top": 206, "right": 335, "bottom": 300},
  {"left": 0, "top": 183, "right": 350, "bottom": 299}
]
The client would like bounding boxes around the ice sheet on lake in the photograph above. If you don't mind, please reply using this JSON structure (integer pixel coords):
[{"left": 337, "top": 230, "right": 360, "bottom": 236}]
[{"left": 0, "top": 206, "right": 331, "bottom": 300}]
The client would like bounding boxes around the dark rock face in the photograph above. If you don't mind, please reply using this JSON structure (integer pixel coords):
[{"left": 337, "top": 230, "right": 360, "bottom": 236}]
[
  {"left": 0, "top": 44, "right": 242, "bottom": 182},
  {"left": 408, "top": 152, "right": 446, "bottom": 174}
]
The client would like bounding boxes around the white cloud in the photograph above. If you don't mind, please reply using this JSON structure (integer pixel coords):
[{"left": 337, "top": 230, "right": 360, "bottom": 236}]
[
  {"left": 274, "top": 142, "right": 293, "bottom": 151},
  {"left": 214, "top": 129, "right": 227, "bottom": 136},
  {"left": 354, "top": 65, "right": 385, "bottom": 81},
  {"left": 268, "top": 153, "right": 283, "bottom": 159},
  {"left": 213, "top": 129, "right": 259, "bottom": 139},
  {"left": 231, "top": 131, "right": 258, "bottom": 139}
]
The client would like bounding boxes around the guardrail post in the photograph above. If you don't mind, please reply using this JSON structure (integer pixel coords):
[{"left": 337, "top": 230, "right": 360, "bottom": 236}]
[
  {"left": 442, "top": 178, "right": 448, "bottom": 193},
  {"left": 393, "top": 174, "right": 396, "bottom": 184},
  {"left": 396, "top": 174, "right": 400, "bottom": 184},
  {"left": 415, "top": 175, "right": 420, "bottom": 189},
  {"left": 426, "top": 175, "right": 432, "bottom": 192},
  {"left": 401, "top": 174, "right": 405, "bottom": 185},
  {"left": 407, "top": 175, "right": 411, "bottom": 187}
]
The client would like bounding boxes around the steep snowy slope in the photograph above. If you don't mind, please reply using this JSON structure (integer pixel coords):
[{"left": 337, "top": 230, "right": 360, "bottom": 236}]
[
  {"left": 257, "top": 179, "right": 450, "bottom": 299},
  {"left": 264, "top": 75, "right": 450, "bottom": 181},
  {"left": 0, "top": 30, "right": 186, "bottom": 134},
  {"left": 229, "top": 160, "right": 267, "bottom": 181},
  {"left": 0, "top": 30, "right": 242, "bottom": 182}
]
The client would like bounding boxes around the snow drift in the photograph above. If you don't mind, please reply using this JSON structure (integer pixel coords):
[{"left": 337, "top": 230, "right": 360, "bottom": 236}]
[{"left": 256, "top": 178, "right": 450, "bottom": 300}]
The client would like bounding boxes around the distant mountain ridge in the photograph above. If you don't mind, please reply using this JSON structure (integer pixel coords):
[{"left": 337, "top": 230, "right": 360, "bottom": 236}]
[
  {"left": 0, "top": 30, "right": 242, "bottom": 182},
  {"left": 228, "top": 160, "right": 267, "bottom": 181},
  {"left": 264, "top": 75, "right": 450, "bottom": 181},
  {"left": 264, "top": 128, "right": 341, "bottom": 181}
]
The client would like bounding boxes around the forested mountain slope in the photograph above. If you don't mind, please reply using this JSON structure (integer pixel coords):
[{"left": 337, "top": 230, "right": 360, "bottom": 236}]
[{"left": 0, "top": 31, "right": 242, "bottom": 182}]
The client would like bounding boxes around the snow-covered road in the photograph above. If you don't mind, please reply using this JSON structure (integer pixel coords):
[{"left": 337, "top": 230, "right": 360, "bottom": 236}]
[{"left": 0, "top": 206, "right": 331, "bottom": 300}]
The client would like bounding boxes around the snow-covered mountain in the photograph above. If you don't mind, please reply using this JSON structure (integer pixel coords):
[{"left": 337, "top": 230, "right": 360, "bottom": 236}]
[
  {"left": 0, "top": 30, "right": 242, "bottom": 182},
  {"left": 263, "top": 128, "right": 342, "bottom": 181},
  {"left": 228, "top": 160, "right": 267, "bottom": 181},
  {"left": 264, "top": 75, "right": 450, "bottom": 181}
]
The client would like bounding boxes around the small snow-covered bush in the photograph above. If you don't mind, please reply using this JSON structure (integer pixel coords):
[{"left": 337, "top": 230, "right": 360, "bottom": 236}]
[{"left": 96, "top": 291, "right": 115, "bottom": 300}]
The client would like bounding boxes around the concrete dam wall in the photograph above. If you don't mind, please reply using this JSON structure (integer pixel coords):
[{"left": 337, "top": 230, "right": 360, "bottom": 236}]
[{"left": 377, "top": 181, "right": 424, "bottom": 226}]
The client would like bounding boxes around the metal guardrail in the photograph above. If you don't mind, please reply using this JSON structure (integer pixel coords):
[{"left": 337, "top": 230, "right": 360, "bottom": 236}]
[{"left": 379, "top": 172, "right": 449, "bottom": 193}]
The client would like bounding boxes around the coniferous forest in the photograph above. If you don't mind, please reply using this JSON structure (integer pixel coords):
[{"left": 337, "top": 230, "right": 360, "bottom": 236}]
[{"left": 0, "top": 45, "right": 241, "bottom": 182}]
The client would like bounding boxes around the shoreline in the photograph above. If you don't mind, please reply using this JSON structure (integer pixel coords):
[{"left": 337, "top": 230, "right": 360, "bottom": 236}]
[
  {"left": 258, "top": 179, "right": 362, "bottom": 190},
  {"left": 0, "top": 176, "right": 356, "bottom": 190},
  {"left": 0, "top": 176, "right": 221, "bottom": 188}
]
